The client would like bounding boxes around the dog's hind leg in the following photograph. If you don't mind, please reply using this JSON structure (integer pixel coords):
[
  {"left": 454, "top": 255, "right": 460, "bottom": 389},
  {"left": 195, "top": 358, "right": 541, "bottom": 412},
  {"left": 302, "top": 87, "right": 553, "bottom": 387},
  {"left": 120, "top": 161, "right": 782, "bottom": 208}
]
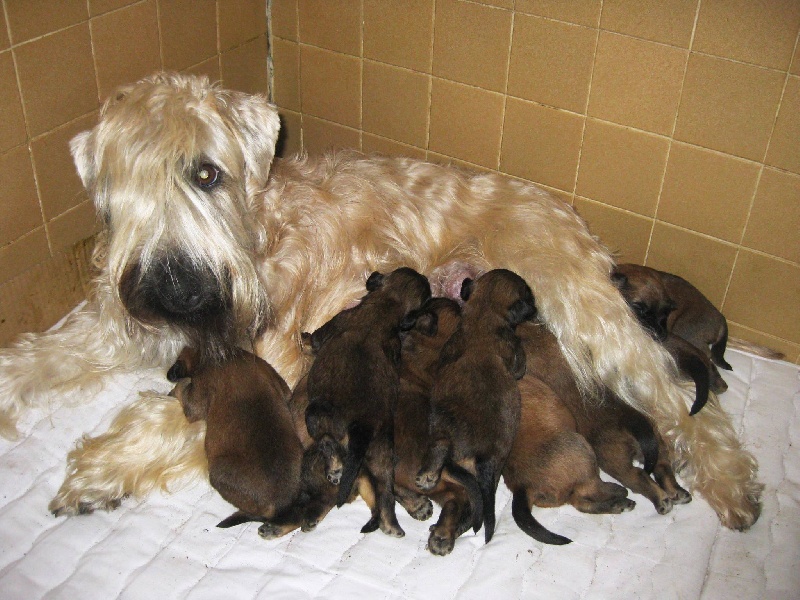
[{"left": 49, "top": 392, "right": 206, "bottom": 516}]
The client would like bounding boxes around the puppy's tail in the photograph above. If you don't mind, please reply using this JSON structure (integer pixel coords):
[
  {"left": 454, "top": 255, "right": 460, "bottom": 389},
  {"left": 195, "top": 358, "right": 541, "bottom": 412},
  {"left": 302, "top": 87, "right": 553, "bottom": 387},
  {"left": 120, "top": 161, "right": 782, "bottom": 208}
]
[
  {"left": 676, "top": 352, "right": 711, "bottom": 416},
  {"left": 442, "top": 461, "right": 484, "bottom": 533},
  {"left": 217, "top": 510, "right": 261, "bottom": 528},
  {"left": 476, "top": 461, "right": 499, "bottom": 544},
  {"left": 711, "top": 326, "right": 733, "bottom": 371},
  {"left": 511, "top": 490, "right": 571, "bottom": 545},
  {"left": 336, "top": 422, "right": 370, "bottom": 508},
  {"left": 624, "top": 409, "right": 659, "bottom": 475}
]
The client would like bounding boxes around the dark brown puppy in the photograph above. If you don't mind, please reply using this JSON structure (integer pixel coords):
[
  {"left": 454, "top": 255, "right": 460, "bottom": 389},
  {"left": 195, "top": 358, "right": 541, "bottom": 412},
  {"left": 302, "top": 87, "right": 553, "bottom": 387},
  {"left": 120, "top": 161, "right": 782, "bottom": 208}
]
[
  {"left": 416, "top": 269, "right": 537, "bottom": 543},
  {"left": 518, "top": 322, "right": 692, "bottom": 515},
  {"left": 394, "top": 297, "right": 483, "bottom": 556},
  {"left": 305, "top": 267, "right": 432, "bottom": 537},
  {"left": 167, "top": 346, "right": 303, "bottom": 526},
  {"left": 503, "top": 375, "right": 635, "bottom": 545},
  {"left": 613, "top": 264, "right": 733, "bottom": 371}
]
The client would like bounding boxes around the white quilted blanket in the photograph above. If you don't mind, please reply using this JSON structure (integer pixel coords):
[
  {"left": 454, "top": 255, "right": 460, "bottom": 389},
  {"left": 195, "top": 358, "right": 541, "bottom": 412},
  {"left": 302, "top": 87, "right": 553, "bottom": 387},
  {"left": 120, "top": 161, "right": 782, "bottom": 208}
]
[{"left": 1, "top": 344, "right": 798, "bottom": 599}]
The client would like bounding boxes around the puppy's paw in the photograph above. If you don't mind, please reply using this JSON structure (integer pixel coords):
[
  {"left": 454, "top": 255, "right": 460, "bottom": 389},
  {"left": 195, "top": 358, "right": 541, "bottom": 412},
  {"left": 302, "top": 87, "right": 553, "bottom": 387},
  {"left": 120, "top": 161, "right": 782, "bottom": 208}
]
[
  {"left": 408, "top": 498, "right": 434, "bottom": 521},
  {"left": 415, "top": 470, "right": 440, "bottom": 492},
  {"left": 427, "top": 527, "right": 456, "bottom": 556},
  {"left": 615, "top": 498, "right": 636, "bottom": 513},
  {"left": 654, "top": 497, "right": 673, "bottom": 515},
  {"left": 671, "top": 487, "right": 692, "bottom": 505},
  {"left": 379, "top": 520, "right": 405, "bottom": 538},
  {"left": 326, "top": 466, "right": 342, "bottom": 486},
  {"left": 258, "top": 522, "right": 285, "bottom": 540}
]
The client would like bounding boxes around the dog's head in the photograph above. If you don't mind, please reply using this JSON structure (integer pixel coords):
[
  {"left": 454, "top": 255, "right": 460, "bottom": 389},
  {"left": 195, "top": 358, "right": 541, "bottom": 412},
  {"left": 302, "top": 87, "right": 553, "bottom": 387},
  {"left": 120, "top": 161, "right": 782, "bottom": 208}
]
[
  {"left": 460, "top": 269, "right": 537, "bottom": 327},
  {"left": 612, "top": 264, "right": 675, "bottom": 341},
  {"left": 365, "top": 267, "right": 432, "bottom": 316},
  {"left": 71, "top": 73, "right": 281, "bottom": 357}
]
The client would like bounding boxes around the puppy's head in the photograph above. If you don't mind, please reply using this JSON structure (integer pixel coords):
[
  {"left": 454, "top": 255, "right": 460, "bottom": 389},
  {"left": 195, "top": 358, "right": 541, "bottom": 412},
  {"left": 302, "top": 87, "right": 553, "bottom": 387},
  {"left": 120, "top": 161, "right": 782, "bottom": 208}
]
[
  {"left": 612, "top": 264, "right": 675, "bottom": 341},
  {"left": 365, "top": 267, "right": 432, "bottom": 314},
  {"left": 399, "top": 297, "right": 462, "bottom": 359},
  {"left": 461, "top": 269, "right": 537, "bottom": 327}
]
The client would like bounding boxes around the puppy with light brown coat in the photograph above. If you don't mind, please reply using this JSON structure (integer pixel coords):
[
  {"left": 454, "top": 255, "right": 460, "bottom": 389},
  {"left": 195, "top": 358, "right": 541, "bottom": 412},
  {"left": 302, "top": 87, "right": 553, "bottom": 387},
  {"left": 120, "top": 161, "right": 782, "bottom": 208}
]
[
  {"left": 416, "top": 269, "right": 537, "bottom": 543},
  {"left": 167, "top": 347, "right": 303, "bottom": 528}
]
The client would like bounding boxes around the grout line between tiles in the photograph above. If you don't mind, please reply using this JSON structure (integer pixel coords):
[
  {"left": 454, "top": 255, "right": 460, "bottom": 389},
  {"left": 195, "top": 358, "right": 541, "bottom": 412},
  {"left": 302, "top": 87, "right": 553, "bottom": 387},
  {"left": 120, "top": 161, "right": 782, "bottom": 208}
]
[{"left": 496, "top": 8, "right": 516, "bottom": 171}]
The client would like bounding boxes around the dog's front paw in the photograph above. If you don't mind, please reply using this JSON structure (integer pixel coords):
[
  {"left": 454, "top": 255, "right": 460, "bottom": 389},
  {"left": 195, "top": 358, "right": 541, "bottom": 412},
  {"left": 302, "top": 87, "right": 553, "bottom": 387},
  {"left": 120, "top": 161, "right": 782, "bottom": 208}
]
[
  {"left": 50, "top": 494, "right": 125, "bottom": 517},
  {"left": 427, "top": 526, "right": 455, "bottom": 556}
]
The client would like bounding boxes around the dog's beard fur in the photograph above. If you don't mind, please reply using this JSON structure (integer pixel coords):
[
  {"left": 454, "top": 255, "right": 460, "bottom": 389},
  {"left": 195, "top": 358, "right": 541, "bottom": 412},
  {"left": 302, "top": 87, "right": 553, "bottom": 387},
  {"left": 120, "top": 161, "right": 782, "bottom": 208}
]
[{"left": 0, "top": 72, "right": 762, "bottom": 531}]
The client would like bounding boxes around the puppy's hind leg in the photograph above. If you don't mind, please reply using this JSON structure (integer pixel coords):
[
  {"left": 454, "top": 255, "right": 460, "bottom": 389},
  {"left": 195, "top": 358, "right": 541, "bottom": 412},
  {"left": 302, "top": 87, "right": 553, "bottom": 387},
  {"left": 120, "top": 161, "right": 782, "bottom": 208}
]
[{"left": 362, "top": 432, "right": 404, "bottom": 538}]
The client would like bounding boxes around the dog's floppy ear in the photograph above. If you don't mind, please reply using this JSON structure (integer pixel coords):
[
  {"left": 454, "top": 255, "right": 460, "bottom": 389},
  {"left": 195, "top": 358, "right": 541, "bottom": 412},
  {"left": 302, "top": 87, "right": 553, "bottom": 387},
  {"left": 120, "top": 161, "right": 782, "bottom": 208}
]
[
  {"left": 460, "top": 278, "right": 474, "bottom": 302},
  {"left": 366, "top": 271, "right": 385, "bottom": 292},
  {"left": 399, "top": 309, "right": 438, "bottom": 336},
  {"left": 220, "top": 90, "right": 281, "bottom": 191},
  {"left": 70, "top": 130, "right": 97, "bottom": 190}
]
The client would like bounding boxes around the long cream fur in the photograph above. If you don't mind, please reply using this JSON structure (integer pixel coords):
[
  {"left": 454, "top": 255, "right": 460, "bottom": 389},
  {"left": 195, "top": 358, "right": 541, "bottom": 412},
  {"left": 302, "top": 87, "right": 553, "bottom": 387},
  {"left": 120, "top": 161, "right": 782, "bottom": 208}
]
[{"left": 0, "top": 73, "right": 761, "bottom": 530}]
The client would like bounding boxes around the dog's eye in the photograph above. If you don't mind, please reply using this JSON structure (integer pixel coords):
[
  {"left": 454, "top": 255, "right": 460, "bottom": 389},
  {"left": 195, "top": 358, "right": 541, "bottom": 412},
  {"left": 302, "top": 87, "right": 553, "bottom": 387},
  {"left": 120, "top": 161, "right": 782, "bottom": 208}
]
[{"left": 195, "top": 163, "right": 222, "bottom": 189}]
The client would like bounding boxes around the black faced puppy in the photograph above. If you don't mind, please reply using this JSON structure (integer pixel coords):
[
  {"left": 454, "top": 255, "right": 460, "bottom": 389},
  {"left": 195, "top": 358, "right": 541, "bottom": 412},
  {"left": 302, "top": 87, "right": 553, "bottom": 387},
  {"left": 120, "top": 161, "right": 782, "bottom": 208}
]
[
  {"left": 416, "top": 269, "right": 537, "bottom": 544},
  {"left": 167, "top": 346, "right": 303, "bottom": 527},
  {"left": 304, "top": 267, "right": 432, "bottom": 537},
  {"left": 613, "top": 264, "right": 733, "bottom": 371},
  {"left": 394, "top": 297, "right": 483, "bottom": 556}
]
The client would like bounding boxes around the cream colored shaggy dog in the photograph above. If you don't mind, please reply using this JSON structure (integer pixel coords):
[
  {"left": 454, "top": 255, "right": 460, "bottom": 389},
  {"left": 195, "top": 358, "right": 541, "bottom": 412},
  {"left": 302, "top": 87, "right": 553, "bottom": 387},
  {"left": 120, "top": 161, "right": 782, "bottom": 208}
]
[{"left": 0, "top": 73, "right": 760, "bottom": 530}]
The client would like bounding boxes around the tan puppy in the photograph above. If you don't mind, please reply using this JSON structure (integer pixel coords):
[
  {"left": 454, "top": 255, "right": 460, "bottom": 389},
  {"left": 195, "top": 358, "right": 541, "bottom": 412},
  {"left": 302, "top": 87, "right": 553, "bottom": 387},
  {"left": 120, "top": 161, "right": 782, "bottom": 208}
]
[
  {"left": 416, "top": 269, "right": 537, "bottom": 543},
  {"left": 503, "top": 375, "right": 635, "bottom": 545},
  {"left": 394, "top": 297, "right": 483, "bottom": 556},
  {"left": 167, "top": 347, "right": 303, "bottom": 526},
  {"left": 519, "top": 322, "right": 692, "bottom": 515},
  {"left": 613, "top": 264, "right": 733, "bottom": 371},
  {"left": 305, "top": 267, "right": 432, "bottom": 537}
]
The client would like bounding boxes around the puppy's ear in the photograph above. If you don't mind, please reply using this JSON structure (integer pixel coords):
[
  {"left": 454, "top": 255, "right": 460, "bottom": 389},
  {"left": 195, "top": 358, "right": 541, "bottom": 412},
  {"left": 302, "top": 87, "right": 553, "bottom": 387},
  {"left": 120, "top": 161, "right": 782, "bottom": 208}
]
[
  {"left": 508, "top": 298, "right": 537, "bottom": 326},
  {"left": 403, "top": 311, "right": 438, "bottom": 336},
  {"left": 460, "top": 278, "right": 474, "bottom": 302},
  {"left": 611, "top": 271, "right": 629, "bottom": 290},
  {"left": 366, "top": 271, "right": 385, "bottom": 292}
]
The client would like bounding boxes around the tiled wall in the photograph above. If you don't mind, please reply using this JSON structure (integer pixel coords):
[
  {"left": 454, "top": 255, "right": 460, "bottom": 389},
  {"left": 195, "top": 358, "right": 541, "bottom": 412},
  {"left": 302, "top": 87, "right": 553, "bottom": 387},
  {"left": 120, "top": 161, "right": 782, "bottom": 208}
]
[
  {"left": 270, "top": 0, "right": 800, "bottom": 362},
  {"left": 0, "top": 0, "right": 268, "bottom": 345}
]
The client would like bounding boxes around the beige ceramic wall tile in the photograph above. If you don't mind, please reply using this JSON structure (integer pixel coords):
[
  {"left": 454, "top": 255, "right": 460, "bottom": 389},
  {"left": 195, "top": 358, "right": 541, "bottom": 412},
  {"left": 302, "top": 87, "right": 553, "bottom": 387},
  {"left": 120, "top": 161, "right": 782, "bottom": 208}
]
[
  {"left": 792, "top": 34, "right": 800, "bottom": 75},
  {"left": 432, "top": 0, "right": 512, "bottom": 93},
  {"left": 574, "top": 197, "right": 652, "bottom": 264},
  {"left": 727, "top": 322, "right": 799, "bottom": 363},
  {"left": 675, "top": 54, "right": 785, "bottom": 162},
  {"left": 300, "top": 45, "right": 361, "bottom": 128},
  {"left": 159, "top": 0, "right": 218, "bottom": 71},
  {"left": 4, "top": 0, "right": 87, "bottom": 45},
  {"left": 362, "top": 133, "right": 427, "bottom": 159},
  {"left": 47, "top": 200, "right": 97, "bottom": 252},
  {"left": 0, "top": 229, "right": 50, "bottom": 285},
  {"left": 600, "top": 0, "right": 698, "bottom": 47},
  {"left": 515, "top": 0, "right": 601, "bottom": 28},
  {"left": 1, "top": 147, "right": 41, "bottom": 246},
  {"left": 91, "top": 0, "right": 161, "bottom": 99},
  {"left": 298, "top": 0, "right": 361, "bottom": 56},
  {"left": 184, "top": 57, "right": 222, "bottom": 83},
  {"left": 0, "top": 8, "right": 9, "bottom": 50},
  {"left": 30, "top": 114, "right": 97, "bottom": 221},
  {"left": 428, "top": 78, "right": 504, "bottom": 168},
  {"left": 277, "top": 109, "right": 303, "bottom": 157},
  {"left": 219, "top": 0, "right": 268, "bottom": 52},
  {"left": 425, "top": 152, "right": 493, "bottom": 173},
  {"left": 500, "top": 97, "right": 583, "bottom": 191},
  {"left": 0, "top": 52, "right": 26, "bottom": 153},
  {"left": 302, "top": 115, "right": 361, "bottom": 154},
  {"left": 766, "top": 76, "right": 800, "bottom": 175},
  {"left": 363, "top": 0, "right": 434, "bottom": 72},
  {"left": 742, "top": 169, "right": 800, "bottom": 264},
  {"left": 271, "top": 0, "right": 299, "bottom": 41},
  {"left": 575, "top": 119, "right": 669, "bottom": 217},
  {"left": 588, "top": 32, "right": 687, "bottom": 136},
  {"left": 89, "top": 0, "right": 138, "bottom": 17},
  {"left": 363, "top": 62, "right": 429, "bottom": 147},
  {"left": 272, "top": 38, "right": 300, "bottom": 111},
  {"left": 658, "top": 142, "right": 759, "bottom": 243},
  {"left": 724, "top": 250, "right": 800, "bottom": 343},
  {"left": 646, "top": 222, "right": 737, "bottom": 306},
  {"left": 15, "top": 25, "right": 98, "bottom": 138},
  {"left": 221, "top": 35, "right": 269, "bottom": 94},
  {"left": 508, "top": 15, "right": 596, "bottom": 114},
  {"left": 472, "top": 0, "right": 513, "bottom": 8},
  {"left": 694, "top": 0, "right": 800, "bottom": 71}
]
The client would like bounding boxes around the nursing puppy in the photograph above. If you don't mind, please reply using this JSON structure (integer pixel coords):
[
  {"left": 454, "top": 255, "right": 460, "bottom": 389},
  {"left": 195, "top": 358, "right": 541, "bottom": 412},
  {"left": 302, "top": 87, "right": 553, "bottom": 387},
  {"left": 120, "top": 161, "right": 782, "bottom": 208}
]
[
  {"left": 305, "top": 267, "right": 432, "bottom": 537},
  {"left": 503, "top": 375, "right": 635, "bottom": 545},
  {"left": 613, "top": 264, "right": 733, "bottom": 371},
  {"left": 167, "top": 347, "right": 303, "bottom": 525},
  {"left": 394, "top": 297, "right": 483, "bottom": 556},
  {"left": 518, "top": 322, "right": 692, "bottom": 515},
  {"left": 416, "top": 270, "right": 537, "bottom": 543}
]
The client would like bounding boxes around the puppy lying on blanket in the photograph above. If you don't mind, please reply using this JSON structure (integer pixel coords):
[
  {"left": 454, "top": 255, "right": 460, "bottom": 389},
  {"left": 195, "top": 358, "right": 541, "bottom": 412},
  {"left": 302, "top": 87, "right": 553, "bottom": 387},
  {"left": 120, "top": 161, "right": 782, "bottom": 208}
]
[
  {"left": 519, "top": 322, "right": 692, "bottom": 516},
  {"left": 305, "top": 267, "right": 432, "bottom": 537},
  {"left": 167, "top": 347, "right": 303, "bottom": 526},
  {"left": 416, "top": 270, "right": 537, "bottom": 543}
]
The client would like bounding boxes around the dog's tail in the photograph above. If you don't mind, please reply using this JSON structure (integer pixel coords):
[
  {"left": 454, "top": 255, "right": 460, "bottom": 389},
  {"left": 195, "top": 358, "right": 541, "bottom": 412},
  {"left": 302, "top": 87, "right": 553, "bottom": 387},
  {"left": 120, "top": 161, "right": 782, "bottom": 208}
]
[
  {"left": 675, "top": 352, "right": 711, "bottom": 416},
  {"left": 217, "top": 510, "right": 260, "bottom": 528},
  {"left": 711, "top": 326, "right": 733, "bottom": 371},
  {"left": 624, "top": 409, "right": 659, "bottom": 475},
  {"left": 511, "top": 490, "right": 572, "bottom": 545},
  {"left": 442, "top": 461, "right": 484, "bottom": 533},
  {"left": 476, "top": 461, "right": 500, "bottom": 543},
  {"left": 336, "top": 422, "right": 371, "bottom": 508}
]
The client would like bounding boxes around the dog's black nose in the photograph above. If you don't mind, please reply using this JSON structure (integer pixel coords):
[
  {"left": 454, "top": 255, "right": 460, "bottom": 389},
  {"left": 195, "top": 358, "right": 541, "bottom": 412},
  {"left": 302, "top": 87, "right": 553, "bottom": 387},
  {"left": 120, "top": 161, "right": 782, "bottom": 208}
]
[{"left": 150, "top": 255, "right": 223, "bottom": 319}]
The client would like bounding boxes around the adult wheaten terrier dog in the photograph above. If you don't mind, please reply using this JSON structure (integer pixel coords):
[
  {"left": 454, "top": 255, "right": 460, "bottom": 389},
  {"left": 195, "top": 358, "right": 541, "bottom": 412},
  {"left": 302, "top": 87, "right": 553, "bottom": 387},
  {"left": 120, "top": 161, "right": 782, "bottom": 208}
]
[{"left": 0, "top": 73, "right": 760, "bottom": 530}]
